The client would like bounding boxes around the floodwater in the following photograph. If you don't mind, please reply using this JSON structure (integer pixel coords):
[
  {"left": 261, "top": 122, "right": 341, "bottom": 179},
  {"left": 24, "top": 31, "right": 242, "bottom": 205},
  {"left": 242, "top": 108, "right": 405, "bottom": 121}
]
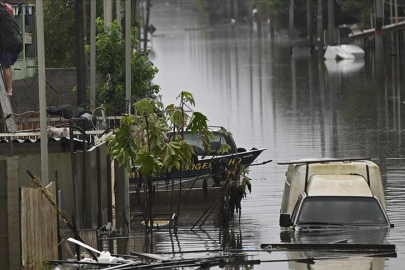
[{"left": 130, "top": 1, "right": 405, "bottom": 269}]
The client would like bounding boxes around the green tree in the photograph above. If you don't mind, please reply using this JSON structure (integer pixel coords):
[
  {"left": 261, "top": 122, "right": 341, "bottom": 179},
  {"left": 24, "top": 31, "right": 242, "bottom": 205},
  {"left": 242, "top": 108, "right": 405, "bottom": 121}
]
[
  {"left": 42, "top": 0, "right": 76, "bottom": 67},
  {"left": 258, "top": 0, "right": 375, "bottom": 36},
  {"left": 334, "top": 0, "right": 374, "bottom": 28},
  {"left": 88, "top": 18, "right": 160, "bottom": 114}
]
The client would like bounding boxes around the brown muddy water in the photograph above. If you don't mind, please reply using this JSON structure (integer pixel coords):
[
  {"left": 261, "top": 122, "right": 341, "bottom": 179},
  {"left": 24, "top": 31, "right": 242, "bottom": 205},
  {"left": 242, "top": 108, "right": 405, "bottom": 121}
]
[{"left": 125, "top": 1, "right": 405, "bottom": 269}]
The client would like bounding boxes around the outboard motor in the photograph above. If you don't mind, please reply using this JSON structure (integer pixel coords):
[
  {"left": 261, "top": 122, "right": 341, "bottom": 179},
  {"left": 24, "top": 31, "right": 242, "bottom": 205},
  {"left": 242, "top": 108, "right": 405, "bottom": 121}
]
[{"left": 210, "top": 157, "right": 229, "bottom": 187}]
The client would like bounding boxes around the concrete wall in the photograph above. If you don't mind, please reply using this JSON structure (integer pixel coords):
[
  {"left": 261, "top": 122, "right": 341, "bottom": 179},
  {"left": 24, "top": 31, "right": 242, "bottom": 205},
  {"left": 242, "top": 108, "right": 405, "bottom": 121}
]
[{"left": 0, "top": 158, "right": 11, "bottom": 269}]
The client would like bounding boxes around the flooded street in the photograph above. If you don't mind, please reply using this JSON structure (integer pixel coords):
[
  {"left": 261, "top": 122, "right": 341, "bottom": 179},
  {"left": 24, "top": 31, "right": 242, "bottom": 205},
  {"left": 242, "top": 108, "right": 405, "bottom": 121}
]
[{"left": 129, "top": 1, "right": 405, "bottom": 269}]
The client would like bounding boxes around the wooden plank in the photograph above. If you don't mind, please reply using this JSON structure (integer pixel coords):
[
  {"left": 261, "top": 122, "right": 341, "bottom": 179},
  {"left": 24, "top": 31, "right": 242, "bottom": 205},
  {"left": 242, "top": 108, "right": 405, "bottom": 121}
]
[
  {"left": 0, "top": 69, "right": 16, "bottom": 132},
  {"left": 277, "top": 158, "right": 371, "bottom": 165},
  {"left": 21, "top": 183, "right": 58, "bottom": 267}
]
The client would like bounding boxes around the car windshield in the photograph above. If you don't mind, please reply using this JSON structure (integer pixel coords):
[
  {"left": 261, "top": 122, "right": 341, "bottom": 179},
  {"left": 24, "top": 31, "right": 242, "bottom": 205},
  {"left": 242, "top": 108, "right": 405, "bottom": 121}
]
[
  {"left": 296, "top": 196, "right": 389, "bottom": 226},
  {"left": 181, "top": 132, "right": 235, "bottom": 155}
]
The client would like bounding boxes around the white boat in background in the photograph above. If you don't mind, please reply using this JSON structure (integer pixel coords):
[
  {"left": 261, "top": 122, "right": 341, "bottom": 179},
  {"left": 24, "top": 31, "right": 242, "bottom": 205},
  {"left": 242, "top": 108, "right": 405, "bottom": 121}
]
[
  {"left": 340, "top": 45, "right": 365, "bottom": 58},
  {"left": 324, "top": 44, "right": 365, "bottom": 60},
  {"left": 324, "top": 59, "right": 365, "bottom": 75}
]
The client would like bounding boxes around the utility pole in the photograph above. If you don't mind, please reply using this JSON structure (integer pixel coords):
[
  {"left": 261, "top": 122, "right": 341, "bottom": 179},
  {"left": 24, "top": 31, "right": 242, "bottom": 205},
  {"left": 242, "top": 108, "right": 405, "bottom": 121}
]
[
  {"left": 289, "top": 0, "right": 294, "bottom": 38},
  {"left": 307, "top": 0, "right": 312, "bottom": 46},
  {"left": 126, "top": 0, "right": 132, "bottom": 111},
  {"left": 35, "top": 0, "right": 49, "bottom": 185},
  {"left": 116, "top": 0, "right": 122, "bottom": 23},
  {"left": 374, "top": 0, "right": 387, "bottom": 173},
  {"left": 104, "top": 0, "right": 112, "bottom": 27},
  {"left": 248, "top": 0, "right": 253, "bottom": 27},
  {"left": 233, "top": 0, "right": 238, "bottom": 23},
  {"left": 375, "top": 0, "right": 384, "bottom": 63},
  {"left": 143, "top": 0, "right": 151, "bottom": 51},
  {"left": 327, "top": 0, "right": 334, "bottom": 45},
  {"left": 317, "top": 0, "right": 323, "bottom": 49},
  {"left": 395, "top": 0, "right": 398, "bottom": 23},
  {"left": 90, "top": 0, "right": 96, "bottom": 109},
  {"left": 75, "top": 0, "right": 88, "bottom": 108}
]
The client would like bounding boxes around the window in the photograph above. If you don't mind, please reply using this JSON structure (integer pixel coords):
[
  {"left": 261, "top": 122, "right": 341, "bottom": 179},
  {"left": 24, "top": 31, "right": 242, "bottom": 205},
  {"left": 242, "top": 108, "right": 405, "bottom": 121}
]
[
  {"left": 296, "top": 196, "right": 389, "bottom": 225},
  {"left": 291, "top": 196, "right": 304, "bottom": 222},
  {"left": 178, "top": 131, "right": 237, "bottom": 155}
]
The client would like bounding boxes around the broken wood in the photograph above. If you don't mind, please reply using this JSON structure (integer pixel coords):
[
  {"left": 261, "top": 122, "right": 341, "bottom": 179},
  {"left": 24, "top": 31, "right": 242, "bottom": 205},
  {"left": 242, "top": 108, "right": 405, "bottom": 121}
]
[{"left": 260, "top": 243, "right": 396, "bottom": 252}]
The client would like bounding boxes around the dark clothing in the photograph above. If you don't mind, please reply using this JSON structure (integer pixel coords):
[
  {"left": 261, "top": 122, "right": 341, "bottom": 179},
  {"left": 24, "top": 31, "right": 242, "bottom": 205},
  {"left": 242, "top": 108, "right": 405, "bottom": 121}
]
[
  {"left": 0, "top": 3, "right": 23, "bottom": 54},
  {"left": 0, "top": 51, "right": 19, "bottom": 68}
]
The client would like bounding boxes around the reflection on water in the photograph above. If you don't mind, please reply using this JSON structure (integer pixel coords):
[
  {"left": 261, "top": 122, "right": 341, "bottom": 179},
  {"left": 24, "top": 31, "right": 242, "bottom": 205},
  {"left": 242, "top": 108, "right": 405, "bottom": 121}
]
[
  {"left": 129, "top": 1, "right": 405, "bottom": 269},
  {"left": 287, "top": 254, "right": 385, "bottom": 270},
  {"left": 280, "top": 229, "right": 392, "bottom": 270},
  {"left": 324, "top": 59, "right": 365, "bottom": 75}
]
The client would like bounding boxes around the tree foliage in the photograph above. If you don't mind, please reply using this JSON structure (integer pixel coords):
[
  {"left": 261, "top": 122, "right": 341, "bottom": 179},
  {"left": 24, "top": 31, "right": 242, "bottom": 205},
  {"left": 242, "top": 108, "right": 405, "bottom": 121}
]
[
  {"left": 42, "top": 0, "right": 76, "bottom": 67},
  {"left": 88, "top": 18, "right": 160, "bottom": 114},
  {"left": 39, "top": 0, "right": 105, "bottom": 68}
]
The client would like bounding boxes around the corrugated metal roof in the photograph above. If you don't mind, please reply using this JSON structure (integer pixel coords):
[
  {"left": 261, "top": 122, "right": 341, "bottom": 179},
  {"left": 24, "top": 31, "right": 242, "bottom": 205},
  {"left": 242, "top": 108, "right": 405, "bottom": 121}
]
[
  {"left": 0, "top": 136, "right": 89, "bottom": 155},
  {"left": 0, "top": 136, "right": 83, "bottom": 143}
]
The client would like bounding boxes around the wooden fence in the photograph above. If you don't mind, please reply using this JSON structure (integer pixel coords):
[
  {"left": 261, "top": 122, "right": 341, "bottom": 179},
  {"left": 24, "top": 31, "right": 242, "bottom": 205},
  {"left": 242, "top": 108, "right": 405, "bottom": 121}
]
[{"left": 20, "top": 182, "right": 58, "bottom": 268}]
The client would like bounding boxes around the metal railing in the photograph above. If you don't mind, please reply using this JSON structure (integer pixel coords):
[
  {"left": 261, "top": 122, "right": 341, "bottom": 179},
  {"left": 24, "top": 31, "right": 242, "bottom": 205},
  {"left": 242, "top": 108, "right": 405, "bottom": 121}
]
[{"left": 0, "top": 115, "right": 123, "bottom": 142}]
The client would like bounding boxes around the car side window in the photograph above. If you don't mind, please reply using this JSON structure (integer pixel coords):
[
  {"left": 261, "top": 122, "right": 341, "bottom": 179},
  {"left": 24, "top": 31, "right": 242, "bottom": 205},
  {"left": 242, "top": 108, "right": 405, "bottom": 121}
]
[{"left": 291, "top": 196, "right": 303, "bottom": 222}]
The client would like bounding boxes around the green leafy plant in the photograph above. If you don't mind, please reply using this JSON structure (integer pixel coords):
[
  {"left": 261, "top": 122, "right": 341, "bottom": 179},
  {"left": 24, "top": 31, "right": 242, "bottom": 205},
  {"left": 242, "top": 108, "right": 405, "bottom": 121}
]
[
  {"left": 106, "top": 91, "right": 213, "bottom": 230},
  {"left": 218, "top": 165, "right": 251, "bottom": 228}
]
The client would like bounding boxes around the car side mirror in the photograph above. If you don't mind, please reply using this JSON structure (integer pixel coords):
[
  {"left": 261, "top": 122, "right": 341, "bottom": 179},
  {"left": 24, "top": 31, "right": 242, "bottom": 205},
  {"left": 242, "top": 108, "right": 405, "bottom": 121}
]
[{"left": 279, "top": 213, "right": 293, "bottom": 227}]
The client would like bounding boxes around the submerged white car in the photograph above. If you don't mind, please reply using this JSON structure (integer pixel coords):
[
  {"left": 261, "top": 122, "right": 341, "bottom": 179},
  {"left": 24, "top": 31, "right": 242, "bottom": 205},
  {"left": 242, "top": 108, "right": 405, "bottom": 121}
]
[{"left": 278, "top": 158, "right": 393, "bottom": 230}]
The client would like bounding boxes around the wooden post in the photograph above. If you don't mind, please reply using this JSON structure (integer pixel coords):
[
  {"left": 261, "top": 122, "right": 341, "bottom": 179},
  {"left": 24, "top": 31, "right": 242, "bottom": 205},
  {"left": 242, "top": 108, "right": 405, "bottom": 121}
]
[{"left": 0, "top": 70, "right": 16, "bottom": 132}]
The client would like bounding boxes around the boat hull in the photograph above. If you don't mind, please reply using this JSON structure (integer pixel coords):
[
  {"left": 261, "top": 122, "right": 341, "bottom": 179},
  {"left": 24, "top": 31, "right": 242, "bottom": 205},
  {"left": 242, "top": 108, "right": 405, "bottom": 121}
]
[{"left": 129, "top": 148, "right": 266, "bottom": 183}]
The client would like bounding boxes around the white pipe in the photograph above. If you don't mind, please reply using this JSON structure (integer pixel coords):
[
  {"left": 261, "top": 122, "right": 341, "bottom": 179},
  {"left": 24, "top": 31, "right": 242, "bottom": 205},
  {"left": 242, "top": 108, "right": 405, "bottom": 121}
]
[
  {"left": 67, "top": 237, "right": 102, "bottom": 254},
  {"left": 35, "top": 0, "right": 49, "bottom": 185}
]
